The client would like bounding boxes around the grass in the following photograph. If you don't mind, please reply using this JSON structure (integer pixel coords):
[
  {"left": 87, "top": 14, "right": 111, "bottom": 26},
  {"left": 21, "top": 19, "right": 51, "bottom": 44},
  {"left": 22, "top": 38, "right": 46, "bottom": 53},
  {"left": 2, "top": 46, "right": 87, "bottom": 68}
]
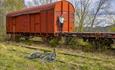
[{"left": 0, "top": 42, "right": 115, "bottom": 70}]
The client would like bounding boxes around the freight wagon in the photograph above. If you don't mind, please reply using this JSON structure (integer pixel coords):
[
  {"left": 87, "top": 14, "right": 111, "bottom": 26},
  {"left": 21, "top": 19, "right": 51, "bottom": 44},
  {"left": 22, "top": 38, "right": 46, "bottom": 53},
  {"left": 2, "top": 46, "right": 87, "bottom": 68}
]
[
  {"left": 7, "top": 0, "right": 75, "bottom": 36},
  {"left": 6, "top": 0, "right": 115, "bottom": 48}
]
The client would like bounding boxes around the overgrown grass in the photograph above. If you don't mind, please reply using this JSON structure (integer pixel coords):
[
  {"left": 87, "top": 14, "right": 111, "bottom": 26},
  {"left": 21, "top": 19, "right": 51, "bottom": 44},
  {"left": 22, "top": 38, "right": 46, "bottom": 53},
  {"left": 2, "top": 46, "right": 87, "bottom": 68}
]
[{"left": 0, "top": 42, "right": 115, "bottom": 70}]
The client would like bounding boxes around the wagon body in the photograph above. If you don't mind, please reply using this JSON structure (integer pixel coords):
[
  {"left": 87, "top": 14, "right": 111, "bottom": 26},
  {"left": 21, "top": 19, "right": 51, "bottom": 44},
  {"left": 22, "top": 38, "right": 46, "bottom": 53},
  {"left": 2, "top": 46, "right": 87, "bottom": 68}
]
[{"left": 6, "top": 0, "right": 75, "bottom": 35}]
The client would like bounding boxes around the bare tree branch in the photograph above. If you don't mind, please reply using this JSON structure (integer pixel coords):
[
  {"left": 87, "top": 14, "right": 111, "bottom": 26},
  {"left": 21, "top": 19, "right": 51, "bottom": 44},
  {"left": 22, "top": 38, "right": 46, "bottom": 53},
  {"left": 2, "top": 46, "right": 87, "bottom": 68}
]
[
  {"left": 74, "top": 0, "right": 91, "bottom": 32},
  {"left": 90, "top": 0, "right": 109, "bottom": 30}
]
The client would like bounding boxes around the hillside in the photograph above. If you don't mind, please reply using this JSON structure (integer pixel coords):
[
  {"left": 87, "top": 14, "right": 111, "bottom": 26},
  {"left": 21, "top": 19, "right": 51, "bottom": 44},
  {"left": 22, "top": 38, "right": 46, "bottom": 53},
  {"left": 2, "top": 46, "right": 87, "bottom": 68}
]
[
  {"left": 0, "top": 42, "right": 115, "bottom": 70},
  {"left": 84, "top": 24, "right": 115, "bottom": 32}
]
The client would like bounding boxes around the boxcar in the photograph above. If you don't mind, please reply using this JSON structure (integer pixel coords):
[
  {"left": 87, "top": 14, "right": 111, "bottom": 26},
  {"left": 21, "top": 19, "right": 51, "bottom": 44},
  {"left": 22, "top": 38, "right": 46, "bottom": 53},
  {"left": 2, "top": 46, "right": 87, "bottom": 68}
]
[{"left": 6, "top": 0, "right": 75, "bottom": 37}]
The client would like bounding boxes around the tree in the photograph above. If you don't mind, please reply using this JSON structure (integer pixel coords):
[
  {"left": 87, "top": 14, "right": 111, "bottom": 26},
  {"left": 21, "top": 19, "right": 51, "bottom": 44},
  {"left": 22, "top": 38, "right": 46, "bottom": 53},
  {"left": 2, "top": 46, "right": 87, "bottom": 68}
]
[
  {"left": 90, "top": 0, "right": 109, "bottom": 31},
  {"left": 73, "top": 0, "right": 111, "bottom": 32},
  {"left": 73, "top": 0, "right": 91, "bottom": 32},
  {"left": 0, "top": 0, "right": 24, "bottom": 40},
  {"left": 4, "top": 0, "right": 24, "bottom": 13},
  {"left": 0, "top": 0, "right": 5, "bottom": 38}
]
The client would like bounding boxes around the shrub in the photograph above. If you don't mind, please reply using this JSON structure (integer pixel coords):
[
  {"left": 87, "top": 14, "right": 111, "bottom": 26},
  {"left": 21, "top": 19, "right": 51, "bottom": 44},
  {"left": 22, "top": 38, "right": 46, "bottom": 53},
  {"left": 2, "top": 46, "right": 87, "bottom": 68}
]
[
  {"left": 67, "top": 37, "right": 78, "bottom": 49},
  {"left": 49, "top": 38, "right": 59, "bottom": 48},
  {"left": 64, "top": 37, "right": 93, "bottom": 51}
]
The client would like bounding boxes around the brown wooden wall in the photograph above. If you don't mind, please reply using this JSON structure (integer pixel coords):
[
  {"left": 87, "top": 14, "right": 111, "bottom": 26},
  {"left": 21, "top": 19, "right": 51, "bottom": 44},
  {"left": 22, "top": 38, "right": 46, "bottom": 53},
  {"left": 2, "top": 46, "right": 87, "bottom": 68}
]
[{"left": 6, "top": 0, "right": 75, "bottom": 34}]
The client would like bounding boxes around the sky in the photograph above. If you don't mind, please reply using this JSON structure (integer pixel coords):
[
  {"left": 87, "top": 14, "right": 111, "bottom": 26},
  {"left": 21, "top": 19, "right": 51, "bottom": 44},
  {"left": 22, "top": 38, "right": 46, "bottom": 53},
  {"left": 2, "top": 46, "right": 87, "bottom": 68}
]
[{"left": 111, "top": 0, "right": 115, "bottom": 13}]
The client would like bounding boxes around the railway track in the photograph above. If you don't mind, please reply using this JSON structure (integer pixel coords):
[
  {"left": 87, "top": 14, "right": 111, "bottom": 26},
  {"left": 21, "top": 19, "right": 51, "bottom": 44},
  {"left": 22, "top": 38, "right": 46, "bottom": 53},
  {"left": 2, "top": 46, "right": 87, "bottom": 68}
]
[{"left": 15, "top": 43, "right": 114, "bottom": 63}]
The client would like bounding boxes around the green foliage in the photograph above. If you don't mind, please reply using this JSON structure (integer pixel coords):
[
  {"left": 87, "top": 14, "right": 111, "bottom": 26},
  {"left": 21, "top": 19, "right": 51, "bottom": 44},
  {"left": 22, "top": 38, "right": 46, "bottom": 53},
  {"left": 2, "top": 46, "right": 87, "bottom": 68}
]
[
  {"left": 49, "top": 38, "right": 59, "bottom": 47},
  {"left": 77, "top": 39, "right": 93, "bottom": 51},
  {"left": 110, "top": 26, "right": 115, "bottom": 32},
  {"left": 66, "top": 37, "right": 78, "bottom": 48},
  {"left": 65, "top": 37, "right": 92, "bottom": 50},
  {"left": 4, "top": 0, "right": 24, "bottom": 13},
  {"left": 22, "top": 40, "right": 33, "bottom": 45}
]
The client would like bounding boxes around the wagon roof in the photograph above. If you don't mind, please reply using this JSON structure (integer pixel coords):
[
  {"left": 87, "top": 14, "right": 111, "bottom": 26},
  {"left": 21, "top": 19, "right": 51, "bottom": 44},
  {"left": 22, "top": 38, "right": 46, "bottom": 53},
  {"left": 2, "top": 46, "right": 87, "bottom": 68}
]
[{"left": 7, "top": 1, "right": 75, "bottom": 17}]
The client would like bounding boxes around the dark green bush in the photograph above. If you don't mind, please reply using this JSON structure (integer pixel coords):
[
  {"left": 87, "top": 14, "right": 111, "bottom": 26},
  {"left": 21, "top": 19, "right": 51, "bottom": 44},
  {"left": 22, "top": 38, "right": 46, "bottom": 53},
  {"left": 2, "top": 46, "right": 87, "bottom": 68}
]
[
  {"left": 49, "top": 38, "right": 59, "bottom": 48},
  {"left": 64, "top": 37, "right": 93, "bottom": 51}
]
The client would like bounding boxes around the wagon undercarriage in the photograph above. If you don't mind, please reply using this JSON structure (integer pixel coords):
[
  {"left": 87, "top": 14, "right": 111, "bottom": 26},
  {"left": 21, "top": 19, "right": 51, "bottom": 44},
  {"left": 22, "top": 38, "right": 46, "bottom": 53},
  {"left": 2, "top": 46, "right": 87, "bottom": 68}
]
[{"left": 7, "top": 32, "right": 115, "bottom": 49}]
